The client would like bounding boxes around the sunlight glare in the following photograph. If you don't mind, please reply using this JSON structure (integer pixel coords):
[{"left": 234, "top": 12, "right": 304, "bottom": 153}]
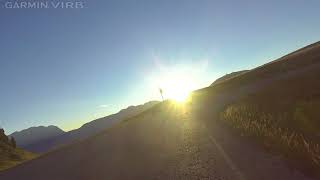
[
  {"left": 158, "top": 73, "right": 194, "bottom": 102},
  {"left": 147, "top": 56, "right": 210, "bottom": 103}
]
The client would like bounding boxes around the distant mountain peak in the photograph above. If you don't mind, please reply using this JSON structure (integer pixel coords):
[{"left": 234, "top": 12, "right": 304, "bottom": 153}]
[
  {"left": 11, "top": 125, "right": 64, "bottom": 135},
  {"left": 10, "top": 125, "right": 65, "bottom": 147},
  {"left": 11, "top": 100, "right": 160, "bottom": 153}
]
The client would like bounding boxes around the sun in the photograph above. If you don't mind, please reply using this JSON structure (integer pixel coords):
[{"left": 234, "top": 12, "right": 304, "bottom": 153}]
[
  {"left": 149, "top": 59, "right": 207, "bottom": 103},
  {"left": 158, "top": 75, "right": 194, "bottom": 103},
  {"left": 162, "top": 84, "right": 191, "bottom": 102},
  {"left": 171, "top": 90, "right": 190, "bottom": 102}
]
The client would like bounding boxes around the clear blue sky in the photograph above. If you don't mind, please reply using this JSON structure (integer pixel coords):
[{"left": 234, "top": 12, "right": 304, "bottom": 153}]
[{"left": 1, "top": 0, "right": 319, "bottom": 134}]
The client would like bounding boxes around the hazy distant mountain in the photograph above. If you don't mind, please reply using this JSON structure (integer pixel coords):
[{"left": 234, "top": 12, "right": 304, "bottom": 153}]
[
  {"left": 210, "top": 70, "right": 249, "bottom": 87},
  {"left": 23, "top": 101, "right": 159, "bottom": 153},
  {"left": 10, "top": 126, "right": 65, "bottom": 148}
]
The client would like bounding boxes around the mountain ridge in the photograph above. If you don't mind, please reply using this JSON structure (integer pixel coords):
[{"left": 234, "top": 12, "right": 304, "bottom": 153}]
[
  {"left": 210, "top": 70, "right": 249, "bottom": 86},
  {"left": 10, "top": 126, "right": 65, "bottom": 148},
  {"left": 20, "top": 101, "right": 159, "bottom": 153}
]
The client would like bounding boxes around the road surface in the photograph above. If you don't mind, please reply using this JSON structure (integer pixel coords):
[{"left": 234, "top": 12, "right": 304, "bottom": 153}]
[{"left": 0, "top": 102, "right": 313, "bottom": 180}]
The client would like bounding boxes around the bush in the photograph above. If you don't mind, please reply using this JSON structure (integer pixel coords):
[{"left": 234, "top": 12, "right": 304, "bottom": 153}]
[{"left": 221, "top": 103, "right": 320, "bottom": 175}]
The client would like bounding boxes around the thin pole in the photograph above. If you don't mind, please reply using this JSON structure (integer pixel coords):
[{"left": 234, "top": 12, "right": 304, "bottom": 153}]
[{"left": 159, "top": 88, "right": 164, "bottom": 101}]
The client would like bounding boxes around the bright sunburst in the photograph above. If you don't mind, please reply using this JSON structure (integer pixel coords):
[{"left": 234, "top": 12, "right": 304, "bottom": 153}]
[
  {"left": 169, "top": 89, "right": 190, "bottom": 102},
  {"left": 158, "top": 73, "right": 194, "bottom": 102},
  {"left": 147, "top": 56, "right": 210, "bottom": 103}
]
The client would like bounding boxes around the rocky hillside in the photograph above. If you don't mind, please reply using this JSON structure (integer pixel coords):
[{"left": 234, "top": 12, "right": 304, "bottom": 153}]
[{"left": 0, "top": 129, "right": 36, "bottom": 171}]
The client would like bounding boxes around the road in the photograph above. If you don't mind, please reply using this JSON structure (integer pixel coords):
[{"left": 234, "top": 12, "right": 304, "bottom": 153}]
[{"left": 0, "top": 102, "right": 313, "bottom": 180}]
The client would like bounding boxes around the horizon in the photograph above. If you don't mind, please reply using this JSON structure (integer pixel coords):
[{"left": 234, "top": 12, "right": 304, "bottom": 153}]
[
  {"left": 6, "top": 99, "right": 160, "bottom": 134},
  {"left": 1, "top": 0, "right": 320, "bottom": 134}
]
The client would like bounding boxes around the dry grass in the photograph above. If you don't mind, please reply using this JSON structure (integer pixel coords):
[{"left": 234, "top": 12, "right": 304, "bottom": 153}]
[
  {"left": 221, "top": 103, "right": 320, "bottom": 175},
  {"left": 0, "top": 141, "right": 37, "bottom": 171}
]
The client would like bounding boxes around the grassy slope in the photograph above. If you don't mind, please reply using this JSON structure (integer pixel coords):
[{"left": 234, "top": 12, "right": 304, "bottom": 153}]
[
  {"left": 194, "top": 41, "right": 320, "bottom": 175},
  {"left": 0, "top": 141, "right": 36, "bottom": 171}
]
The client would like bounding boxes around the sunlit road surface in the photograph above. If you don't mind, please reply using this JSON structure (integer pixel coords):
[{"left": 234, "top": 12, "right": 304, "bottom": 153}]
[{"left": 0, "top": 102, "right": 313, "bottom": 180}]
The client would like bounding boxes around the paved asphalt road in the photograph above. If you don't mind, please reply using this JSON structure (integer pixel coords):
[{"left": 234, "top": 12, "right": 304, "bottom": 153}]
[{"left": 0, "top": 103, "right": 313, "bottom": 180}]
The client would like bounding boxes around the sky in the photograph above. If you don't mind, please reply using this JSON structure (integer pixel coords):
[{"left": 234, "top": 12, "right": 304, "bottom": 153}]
[{"left": 0, "top": 0, "right": 319, "bottom": 134}]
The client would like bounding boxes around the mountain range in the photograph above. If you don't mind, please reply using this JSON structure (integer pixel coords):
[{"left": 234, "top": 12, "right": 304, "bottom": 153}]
[
  {"left": 10, "top": 126, "right": 64, "bottom": 148},
  {"left": 10, "top": 101, "right": 159, "bottom": 153}
]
